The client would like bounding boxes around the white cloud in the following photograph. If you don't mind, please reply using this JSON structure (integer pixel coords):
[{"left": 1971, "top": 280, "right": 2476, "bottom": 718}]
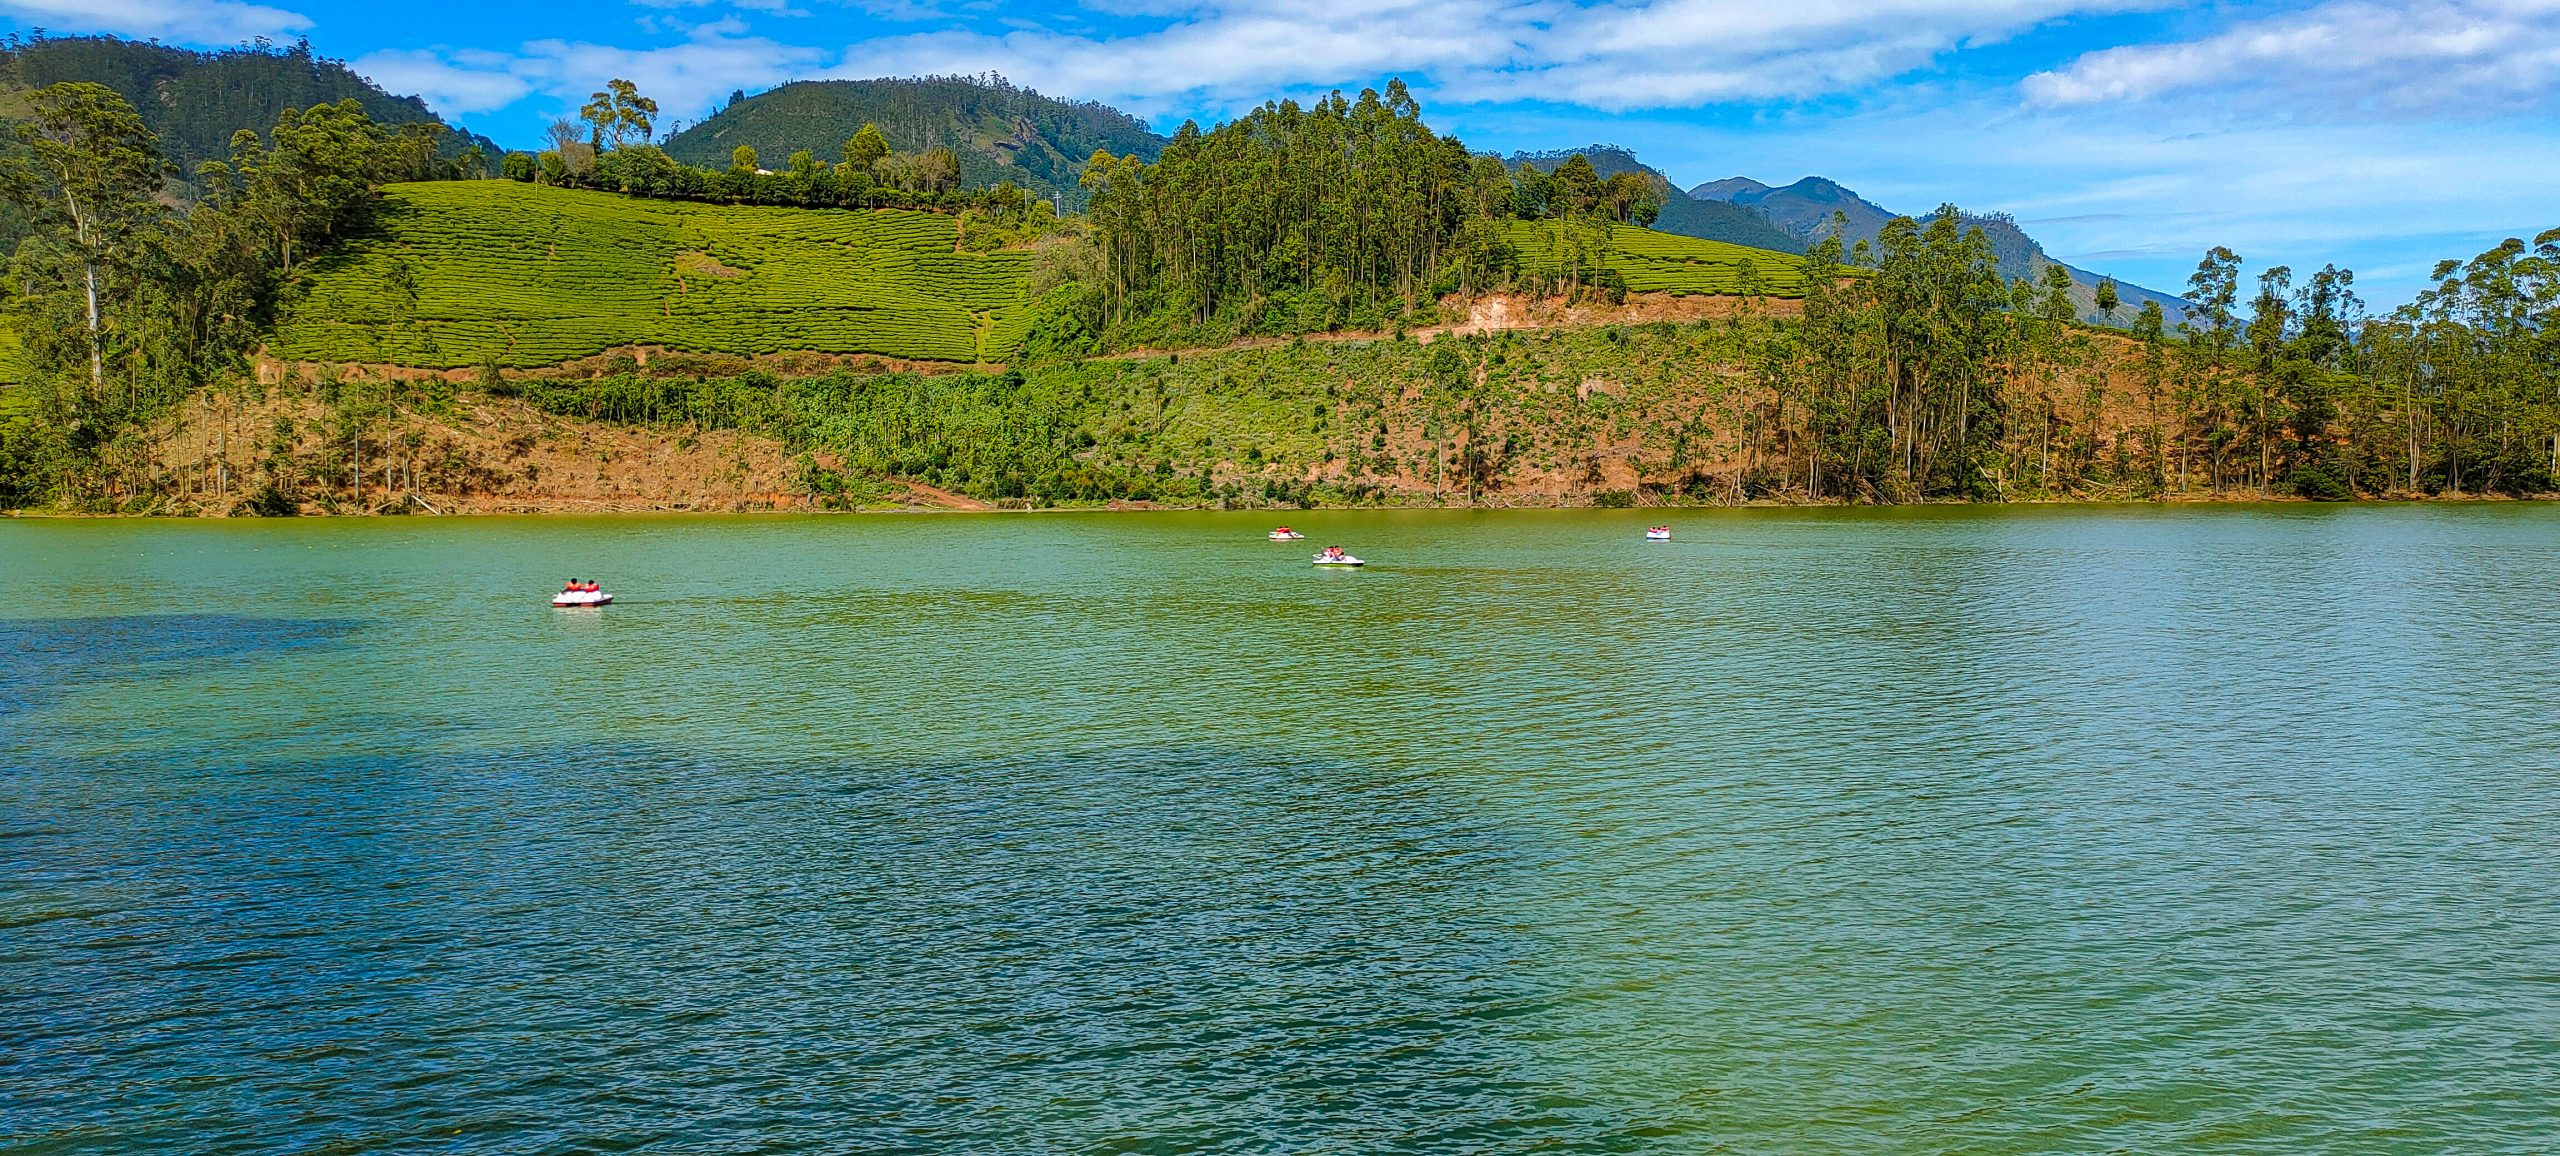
[
  {"left": 350, "top": 48, "right": 532, "bottom": 116},
  {"left": 514, "top": 20, "right": 828, "bottom": 121},
  {"left": 830, "top": 0, "right": 1532, "bottom": 115},
  {"left": 0, "top": 0, "right": 308, "bottom": 42},
  {"left": 2023, "top": 0, "right": 2560, "bottom": 115},
  {"left": 1491, "top": 0, "right": 2159, "bottom": 107},
  {"left": 367, "top": 21, "right": 828, "bottom": 131},
  {"left": 628, "top": 0, "right": 806, "bottom": 16},
  {"left": 826, "top": 0, "right": 2160, "bottom": 113}
]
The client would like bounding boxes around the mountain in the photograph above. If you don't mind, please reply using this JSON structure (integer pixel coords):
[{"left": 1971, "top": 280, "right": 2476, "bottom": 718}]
[
  {"left": 1508, "top": 146, "right": 1804, "bottom": 254},
  {"left": 1692, "top": 175, "right": 2187, "bottom": 324},
  {"left": 662, "top": 76, "right": 1166, "bottom": 211},
  {"left": 0, "top": 34, "right": 499, "bottom": 180}
]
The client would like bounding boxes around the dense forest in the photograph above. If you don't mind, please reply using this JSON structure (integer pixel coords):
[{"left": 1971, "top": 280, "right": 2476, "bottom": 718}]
[
  {"left": 1075, "top": 81, "right": 1665, "bottom": 347},
  {"left": 0, "top": 61, "right": 2553, "bottom": 512},
  {"left": 0, "top": 34, "right": 496, "bottom": 182},
  {"left": 0, "top": 83, "right": 484, "bottom": 505},
  {"left": 661, "top": 75, "right": 1164, "bottom": 211},
  {"left": 1512, "top": 147, "right": 1804, "bottom": 254}
]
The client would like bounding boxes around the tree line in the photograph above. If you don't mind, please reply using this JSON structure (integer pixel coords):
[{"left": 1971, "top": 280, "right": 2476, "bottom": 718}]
[
  {"left": 0, "top": 83, "right": 467, "bottom": 504},
  {"left": 0, "top": 71, "right": 2552, "bottom": 509},
  {"left": 509, "top": 92, "right": 1033, "bottom": 215},
  {"left": 1071, "top": 80, "right": 1662, "bottom": 347},
  {"left": 1728, "top": 210, "right": 2559, "bottom": 501}
]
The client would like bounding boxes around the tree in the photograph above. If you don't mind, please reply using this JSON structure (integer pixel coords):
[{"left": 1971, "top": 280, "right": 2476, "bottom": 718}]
[
  {"left": 2246, "top": 265, "right": 2294, "bottom": 368},
  {"left": 2134, "top": 300, "right": 2167, "bottom": 484},
  {"left": 4, "top": 82, "right": 167, "bottom": 393},
  {"left": 543, "top": 118, "right": 593, "bottom": 176},
  {"left": 581, "top": 79, "right": 659, "bottom": 151},
  {"left": 2040, "top": 264, "right": 2076, "bottom": 325},
  {"left": 2094, "top": 277, "right": 2120, "bottom": 324},
  {"left": 842, "top": 123, "right": 889, "bottom": 171},
  {"left": 1550, "top": 155, "right": 1603, "bottom": 217},
  {"left": 731, "top": 144, "right": 759, "bottom": 174},
  {"left": 2182, "top": 246, "right": 2242, "bottom": 354}
]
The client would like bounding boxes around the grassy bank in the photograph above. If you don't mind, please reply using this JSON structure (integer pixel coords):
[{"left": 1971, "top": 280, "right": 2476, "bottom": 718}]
[{"left": 273, "top": 182, "right": 1043, "bottom": 368}]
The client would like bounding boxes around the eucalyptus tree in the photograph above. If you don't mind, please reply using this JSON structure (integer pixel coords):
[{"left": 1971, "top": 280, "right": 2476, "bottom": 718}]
[
  {"left": 582, "top": 79, "right": 659, "bottom": 151},
  {"left": 4, "top": 82, "right": 166, "bottom": 395}
]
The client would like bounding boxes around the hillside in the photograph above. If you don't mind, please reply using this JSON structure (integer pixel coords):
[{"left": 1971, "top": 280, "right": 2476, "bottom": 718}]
[
  {"left": 1501, "top": 220, "right": 1807, "bottom": 295},
  {"left": 272, "top": 182, "right": 1798, "bottom": 372},
  {"left": 663, "top": 76, "right": 1164, "bottom": 210},
  {"left": 1510, "top": 147, "right": 1803, "bottom": 254},
  {"left": 273, "top": 182, "right": 1041, "bottom": 367},
  {"left": 1693, "top": 176, "right": 2187, "bottom": 324},
  {"left": 0, "top": 34, "right": 497, "bottom": 181}
]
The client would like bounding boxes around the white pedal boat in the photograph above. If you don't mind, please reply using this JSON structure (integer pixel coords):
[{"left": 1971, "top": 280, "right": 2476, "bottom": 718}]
[
  {"left": 552, "top": 590, "right": 614, "bottom": 607},
  {"left": 1311, "top": 552, "right": 1365, "bottom": 567},
  {"left": 1269, "top": 528, "right": 1306, "bottom": 540},
  {"left": 1644, "top": 527, "right": 1672, "bottom": 541}
]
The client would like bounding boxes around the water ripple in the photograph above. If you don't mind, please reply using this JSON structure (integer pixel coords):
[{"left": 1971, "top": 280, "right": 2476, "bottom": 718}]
[{"left": 2, "top": 506, "right": 2557, "bottom": 1152}]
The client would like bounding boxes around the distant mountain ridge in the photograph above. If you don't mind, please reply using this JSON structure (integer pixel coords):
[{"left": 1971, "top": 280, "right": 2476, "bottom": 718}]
[
  {"left": 1694, "top": 175, "right": 2188, "bottom": 325},
  {"left": 1507, "top": 146, "right": 1804, "bottom": 255},
  {"left": 0, "top": 34, "right": 498, "bottom": 181},
  {"left": 663, "top": 76, "right": 1166, "bottom": 211}
]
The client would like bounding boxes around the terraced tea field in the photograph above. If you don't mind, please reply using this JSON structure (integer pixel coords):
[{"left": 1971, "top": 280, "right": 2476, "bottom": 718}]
[
  {"left": 274, "top": 182, "right": 1039, "bottom": 368},
  {"left": 1500, "top": 221, "right": 1809, "bottom": 296}
]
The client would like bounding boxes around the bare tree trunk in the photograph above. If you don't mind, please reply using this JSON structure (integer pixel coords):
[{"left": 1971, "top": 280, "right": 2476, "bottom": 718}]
[{"left": 84, "top": 261, "right": 104, "bottom": 391}]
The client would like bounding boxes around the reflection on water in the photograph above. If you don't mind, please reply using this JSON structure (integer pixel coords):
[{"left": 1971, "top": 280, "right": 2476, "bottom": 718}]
[{"left": 3, "top": 507, "right": 2557, "bottom": 1152}]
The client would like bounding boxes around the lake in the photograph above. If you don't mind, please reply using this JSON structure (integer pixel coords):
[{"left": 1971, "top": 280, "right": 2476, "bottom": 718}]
[{"left": 5, "top": 505, "right": 2558, "bottom": 1152}]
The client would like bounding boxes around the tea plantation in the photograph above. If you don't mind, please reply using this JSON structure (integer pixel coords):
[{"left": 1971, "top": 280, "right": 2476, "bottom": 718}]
[
  {"left": 1500, "top": 220, "right": 1809, "bottom": 296},
  {"left": 273, "top": 182, "right": 1040, "bottom": 368}
]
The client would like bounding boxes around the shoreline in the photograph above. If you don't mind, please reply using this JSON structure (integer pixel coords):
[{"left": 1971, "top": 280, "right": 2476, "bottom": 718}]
[{"left": 10, "top": 489, "right": 2553, "bottom": 520}]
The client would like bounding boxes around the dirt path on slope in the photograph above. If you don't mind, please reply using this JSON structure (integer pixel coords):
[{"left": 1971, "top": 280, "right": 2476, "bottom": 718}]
[
  {"left": 890, "top": 479, "right": 995, "bottom": 510},
  {"left": 1092, "top": 293, "right": 1803, "bottom": 362}
]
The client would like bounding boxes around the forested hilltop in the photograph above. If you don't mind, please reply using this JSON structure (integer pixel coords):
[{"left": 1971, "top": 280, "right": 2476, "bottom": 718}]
[
  {"left": 1695, "top": 175, "right": 2189, "bottom": 326},
  {"left": 0, "top": 63, "right": 2552, "bottom": 515},
  {"left": 1508, "top": 147, "right": 1804, "bottom": 254},
  {"left": 662, "top": 76, "right": 1164, "bottom": 211},
  {"left": 0, "top": 34, "right": 497, "bottom": 184}
]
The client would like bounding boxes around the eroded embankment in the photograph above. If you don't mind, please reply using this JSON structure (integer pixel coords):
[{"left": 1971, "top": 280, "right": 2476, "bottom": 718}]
[
  {"left": 121, "top": 294, "right": 2207, "bottom": 516},
  {"left": 134, "top": 388, "right": 990, "bottom": 516}
]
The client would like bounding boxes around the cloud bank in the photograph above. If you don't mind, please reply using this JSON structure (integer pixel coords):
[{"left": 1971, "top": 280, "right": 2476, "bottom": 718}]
[
  {"left": 0, "top": 0, "right": 309, "bottom": 43},
  {"left": 829, "top": 0, "right": 2162, "bottom": 113},
  {"left": 2023, "top": 0, "right": 2560, "bottom": 116}
]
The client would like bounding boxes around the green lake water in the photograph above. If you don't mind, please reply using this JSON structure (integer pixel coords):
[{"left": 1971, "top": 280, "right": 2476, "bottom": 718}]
[{"left": 4, "top": 505, "right": 2558, "bottom": 1152}]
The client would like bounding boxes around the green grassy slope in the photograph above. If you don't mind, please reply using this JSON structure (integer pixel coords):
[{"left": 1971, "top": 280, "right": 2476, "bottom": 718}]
[
  {"left": 274, "top": 181, "right": 1039, "bottom": 367},
  {"left": 1500, "top": 221, "right": 1809, "bottom": 295}
]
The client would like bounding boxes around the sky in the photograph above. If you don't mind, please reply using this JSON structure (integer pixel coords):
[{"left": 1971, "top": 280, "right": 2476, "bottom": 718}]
[{"left": 6, "top": 0, "right": 2559, "bottom": 305}]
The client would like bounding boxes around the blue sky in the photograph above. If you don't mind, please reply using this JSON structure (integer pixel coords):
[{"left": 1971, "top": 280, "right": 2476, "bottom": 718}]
[{"left": 8, "top": 0, "right": 2559, "bottom": 305}]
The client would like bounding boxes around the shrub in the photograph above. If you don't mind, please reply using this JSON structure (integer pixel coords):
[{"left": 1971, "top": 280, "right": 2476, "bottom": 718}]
[{"left": 2290, "top": 464, "right": 2351, "bottom": 501}]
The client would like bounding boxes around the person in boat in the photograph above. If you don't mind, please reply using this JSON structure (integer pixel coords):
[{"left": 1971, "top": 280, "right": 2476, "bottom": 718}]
[
  {"left": 565, "top": 580, "right": 578, "bottom": 594},
  {"left": 584, "top": 580, "right": 600, "bottom": 593},
  {"left": 1323, "top": 546, "right": 1343, "bottom": 559}
]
